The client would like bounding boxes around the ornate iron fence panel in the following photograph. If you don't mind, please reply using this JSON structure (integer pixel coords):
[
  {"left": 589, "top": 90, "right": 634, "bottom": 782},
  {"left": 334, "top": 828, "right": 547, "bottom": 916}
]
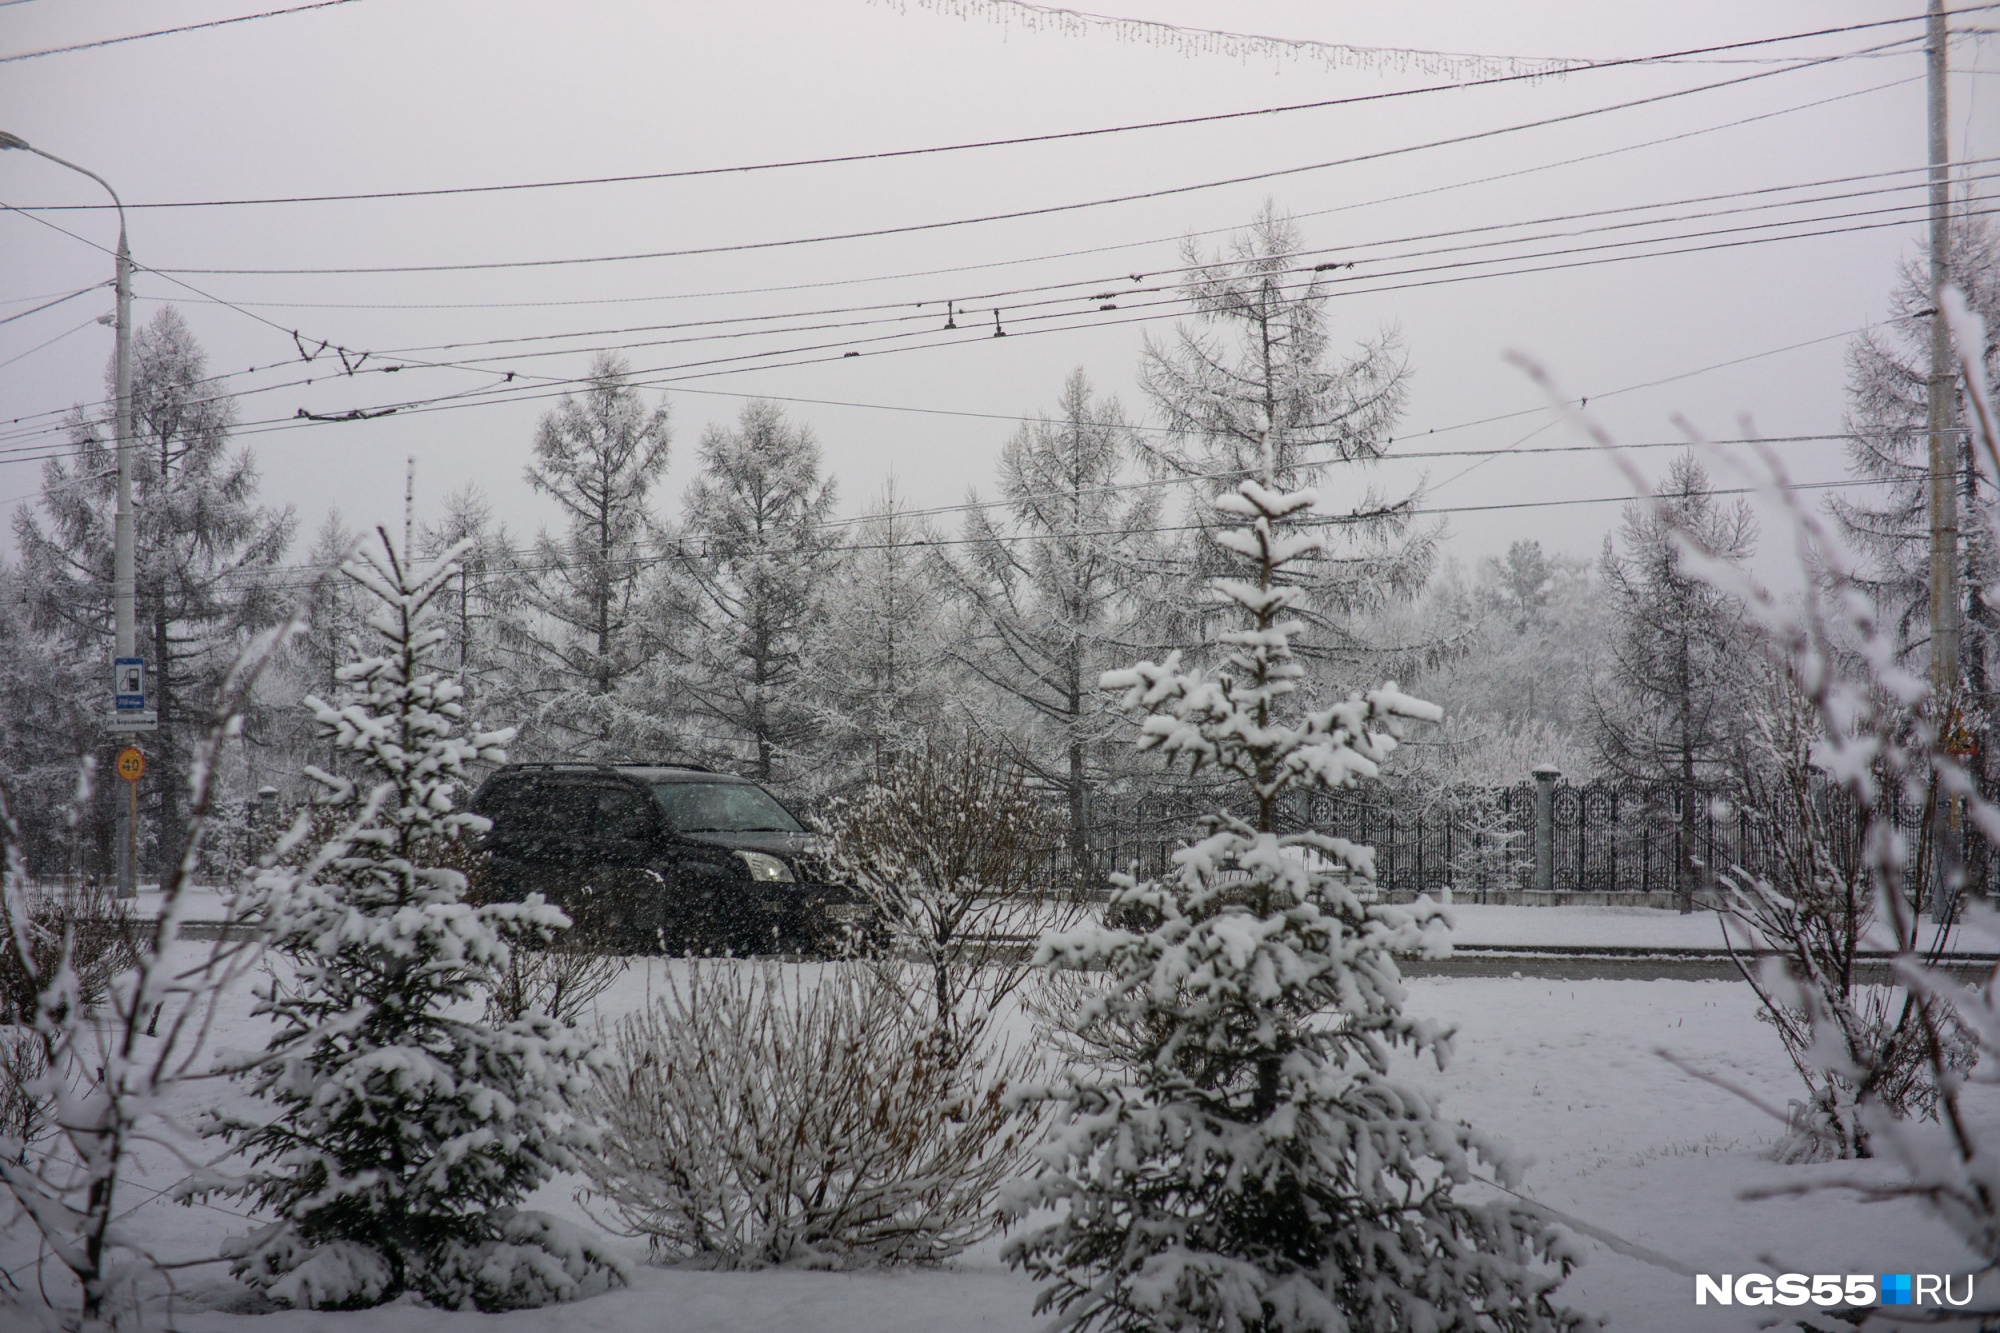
[{"left": 1086, "top": 775, "right": 1999, "bottom": 901}]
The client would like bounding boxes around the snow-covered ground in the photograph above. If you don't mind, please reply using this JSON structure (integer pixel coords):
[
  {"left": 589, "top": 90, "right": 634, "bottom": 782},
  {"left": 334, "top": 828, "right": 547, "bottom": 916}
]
[{"left": 15, "top": 942, "right": 1984, "bottom": 1333}]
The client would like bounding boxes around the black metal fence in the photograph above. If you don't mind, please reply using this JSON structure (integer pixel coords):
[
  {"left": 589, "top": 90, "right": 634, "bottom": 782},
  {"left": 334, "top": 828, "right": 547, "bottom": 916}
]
[{"left": 1086, "top": 777, "right": 1998, "bottom": 900}]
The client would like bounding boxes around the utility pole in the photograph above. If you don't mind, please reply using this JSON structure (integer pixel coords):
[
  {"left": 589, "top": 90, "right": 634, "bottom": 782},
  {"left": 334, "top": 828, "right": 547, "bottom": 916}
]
[
  {"left": 0, "top": 133, "right": 144, "bottom": 897},
  {"left": 1925, "top": 0, "right": 1962, "bottom": 920}
]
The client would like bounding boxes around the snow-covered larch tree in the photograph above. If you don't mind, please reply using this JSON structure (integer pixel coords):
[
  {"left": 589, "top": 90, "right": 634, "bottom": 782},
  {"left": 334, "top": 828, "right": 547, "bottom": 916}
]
[
  {"left": 1004, "top": 438, "right": 1584, "bottom": 1331},
  {"left": 13, "top": 305, "right": 294, "bottom": 878},
  {"left": 811, "top": 480, "right": 951, "bottom": 781},
  {"left": 658, "top": 399, "right": 839, "bottom": 782},
  {"left": 517, "top": 353, "right": 670, "bottom": 755},
  {"left": 1592, "top": 451, "right": 1757, "bottom": 910},
  {"left": 946, "top": 369, "right": 1163, "bottom": 880},
  {"left": 1141, "top": 205, "right": 1435, "bottom": 671},
  {"left": 420, "top": 482, "right": 525, "bottom": 719},
  {"left": 203, "top": 527, "right": 624, "bottom": 1312},
  {"left": 1831, "top": 211, "right": 2000, "bottom": 773}
]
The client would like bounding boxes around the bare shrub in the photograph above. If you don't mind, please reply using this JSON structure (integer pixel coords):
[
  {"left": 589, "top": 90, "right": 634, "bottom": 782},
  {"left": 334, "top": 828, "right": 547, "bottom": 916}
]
[
  {"left": 486, "top": 941, "right": 627, "bottom": 1026},
  {"left": 579, "top": 961, "right": 1040, "bottom": 1268},
  {"left": 0, "top": 881, "right": 141, "bottom": 1022},
  {"left": 0, "top": 611, "right": 330, "bottom": 1326},
  {"left": 814, "top": 738, "right": 1076, "bottom": 1051},
  {"left": 1717, "top": 670, "right": 1966, "bottom": 1160},
  {"left": 0, "top": 1026, "right": 49, "bottom": 1149}
]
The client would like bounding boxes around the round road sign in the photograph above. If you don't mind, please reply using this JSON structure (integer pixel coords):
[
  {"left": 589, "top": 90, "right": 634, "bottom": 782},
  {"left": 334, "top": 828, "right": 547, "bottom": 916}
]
[{"left": 115, "top": 746, "right": 145, "bottom": 784}]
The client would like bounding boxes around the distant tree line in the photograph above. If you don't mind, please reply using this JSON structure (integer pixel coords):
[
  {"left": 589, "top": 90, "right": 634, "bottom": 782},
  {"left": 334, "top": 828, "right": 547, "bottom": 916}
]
[{"left": 6, "top": 208, "right": 1993, "bottom": 894}]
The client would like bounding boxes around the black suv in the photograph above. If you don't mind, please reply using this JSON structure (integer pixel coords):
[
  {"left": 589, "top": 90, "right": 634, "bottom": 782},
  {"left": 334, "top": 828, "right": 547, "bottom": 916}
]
[{"left": 469, "top": 762, "right": 866, "bottom": 954}]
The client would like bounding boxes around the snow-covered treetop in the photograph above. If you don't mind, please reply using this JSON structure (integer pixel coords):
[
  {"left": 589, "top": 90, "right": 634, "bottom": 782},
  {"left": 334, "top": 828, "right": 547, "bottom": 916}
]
[
  {"left": 300, "top": 531, "right": 514, "bottom": 906},
  {"left": 1103, "top": 479, "right": 1439, "bottom": 820}
]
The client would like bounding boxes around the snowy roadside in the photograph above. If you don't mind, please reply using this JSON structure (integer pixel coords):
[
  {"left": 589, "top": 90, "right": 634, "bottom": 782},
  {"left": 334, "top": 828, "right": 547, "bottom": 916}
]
[
  {"left": 1443, "top": 900, "right": 2000, "bottom": 953},
  {"left": 17, "top": 950, "right": 1975, "bottom": 1333},
  {"left": 117, "top": 887, "right": 2000, "bottom": 954}
]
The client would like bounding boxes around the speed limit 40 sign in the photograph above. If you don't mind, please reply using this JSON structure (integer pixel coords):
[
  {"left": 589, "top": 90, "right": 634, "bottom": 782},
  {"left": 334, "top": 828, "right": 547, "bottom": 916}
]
[{"left": 114, "top": 746, "right": 145, "bottom": 784}]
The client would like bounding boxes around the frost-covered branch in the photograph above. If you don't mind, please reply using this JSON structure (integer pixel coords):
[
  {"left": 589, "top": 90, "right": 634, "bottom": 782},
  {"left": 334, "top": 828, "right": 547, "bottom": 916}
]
[{"left": 0, "top": 600, "right": 322, "bottom": 1327}]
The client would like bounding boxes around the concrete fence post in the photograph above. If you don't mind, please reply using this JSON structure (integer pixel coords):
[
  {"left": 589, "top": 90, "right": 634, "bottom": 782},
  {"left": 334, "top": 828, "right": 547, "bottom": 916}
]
[{"left": 1531, "top": 764, "right": 1561, "bottom": 895}]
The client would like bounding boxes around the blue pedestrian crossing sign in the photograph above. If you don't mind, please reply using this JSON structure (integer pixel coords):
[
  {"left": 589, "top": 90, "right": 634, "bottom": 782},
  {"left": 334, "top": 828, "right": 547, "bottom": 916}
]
[{"left": 113, "top": 657, "right": 145, "bottom": 712}]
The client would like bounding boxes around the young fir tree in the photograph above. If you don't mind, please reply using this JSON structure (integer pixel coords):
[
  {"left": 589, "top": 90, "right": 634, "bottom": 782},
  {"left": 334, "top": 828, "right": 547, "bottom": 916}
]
[
  {"left": 206, "top": 529, "right": 624, "bottom": 1311},
  {"left": 1004, "top": 456, "right": 1584, "bottom": 1332}
]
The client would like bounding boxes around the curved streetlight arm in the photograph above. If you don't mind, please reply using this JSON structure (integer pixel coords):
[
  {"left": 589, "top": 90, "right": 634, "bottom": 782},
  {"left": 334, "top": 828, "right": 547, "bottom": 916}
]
[{"left": 0, "top": 133, "right": 128, "bottom": 237}]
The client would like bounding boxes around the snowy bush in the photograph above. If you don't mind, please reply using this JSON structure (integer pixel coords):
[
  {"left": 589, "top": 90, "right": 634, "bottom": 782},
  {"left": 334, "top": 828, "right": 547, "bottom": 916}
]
[
  {"left": 0, "top": 1024, "right": 48, "bottom": 1149},
  {"left": 0, "top": 880, "right": 139, "bottom": 1023},
  {"left": 0, "top": 614, "right": 314, "bottom": 1326},
  {"left": 1742, "top": 290, "right": 2000, "bottom": 1291},
  {"left": 815, "top": 737, "right": 1075, "bottom": 1051},
  {"left": 1004, "top": 472, "right": 1587, "bottom": 1332},
  {"left": 1715, "top": 668, "right": 1962, "bottom": 1161},
  {"left": 580, "top": 960, "right": 1040, "bottom": 1268},
  {"left": 485, "top": 938, "right": 627, "bottom": 1027},
  {"left": 1520, "top": 287, "right": 2000, "bottom": 1306},
  {"left": 200, "top": 528, "right": 626, "bottom": 1311}
]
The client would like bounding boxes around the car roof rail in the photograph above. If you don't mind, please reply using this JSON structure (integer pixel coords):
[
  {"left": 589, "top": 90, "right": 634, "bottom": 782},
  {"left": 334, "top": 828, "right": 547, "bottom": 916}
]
[
  {"left": 490, "top": 760, "right": 717, "bottom": 776},
  {"left": 496, "top": 761, "right": 618, "bottom": 770}
]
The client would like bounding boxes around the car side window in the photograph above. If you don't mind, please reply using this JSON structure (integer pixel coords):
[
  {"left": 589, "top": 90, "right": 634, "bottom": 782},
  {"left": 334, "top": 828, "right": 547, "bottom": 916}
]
[
  {"left": 592, "top": 784, "right": 656, "bottom": 840},
  {"left": 483, "top": 776, "right": 656, "bottom": 844},
  {"left": 541, "top": 781, "right": 601, "bottom": 836},
  {"left": 483, "top": 779, "right": 554, "bottom": 836}
]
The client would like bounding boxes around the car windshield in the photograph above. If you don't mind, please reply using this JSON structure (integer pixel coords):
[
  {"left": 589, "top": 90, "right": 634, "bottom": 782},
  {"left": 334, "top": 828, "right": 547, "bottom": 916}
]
[{"left": 651, "top": 781, "right": 803, "bottom": 833}]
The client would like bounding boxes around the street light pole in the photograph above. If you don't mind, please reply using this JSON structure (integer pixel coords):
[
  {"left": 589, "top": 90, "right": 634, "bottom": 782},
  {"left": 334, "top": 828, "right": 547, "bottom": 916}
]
[{"left": 1, "top": 132, "right": 139, "bottom": 896}]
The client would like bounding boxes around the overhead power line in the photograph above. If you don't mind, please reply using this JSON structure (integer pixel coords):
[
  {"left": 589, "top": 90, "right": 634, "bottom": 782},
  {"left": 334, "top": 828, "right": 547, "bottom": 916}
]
[
  {"left": 173, "top": 473, "right": 1915, "bottom": 600},
  {"left": 0, "top": 299, "right": 1929, "bottom": 520},
  {"left": 0, "top": 93, "right": 1952, "bottom": 438},
  {"left": 3, "top": 13, "right": 1959, "bottom": 213},
  {"left": 0, "top": 74, "right": 1937, "bottom": 460},
  {"left": 99, "top": 69, "right": 1919, "bottom": 316},
  {"left": 0, "top": 283, "right": 102, "bottom": 327},
  {"left": 143, "top": 34, "right": 1928, "bottom": 276},
  {"left": 894, "top": 0, "right": 1992, "bottom": 72},
  {"left": 0, "top": 316, "right": 101, "bottom": 373},
  {"left": 0, "top": 191, "right": 1968, "bottom": 461},
  {"left": 0, "top": 0, "right": 366, "bottom": 65},
  {"left": 219, "top": 168, "right": 2000, "bottom": 371},
  {"left": 314, "top": 201, "right": 1997, "bottom": 407},
  {"left": 0, "top": 196, "right": 1970, "bottom": 462}
]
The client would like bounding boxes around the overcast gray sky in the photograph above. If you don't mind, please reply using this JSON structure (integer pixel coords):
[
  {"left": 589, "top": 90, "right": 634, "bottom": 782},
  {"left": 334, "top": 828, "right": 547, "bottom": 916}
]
[{"left": 2, "top": 0, "right": 1995, "bottom": 574}]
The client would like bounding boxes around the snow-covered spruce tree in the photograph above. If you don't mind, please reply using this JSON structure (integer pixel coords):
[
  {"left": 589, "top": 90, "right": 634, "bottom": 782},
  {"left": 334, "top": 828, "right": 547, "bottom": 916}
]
[
  {"left": 1004, "top": 469, "right": 1585, "bottom": 1332},
  {"left": 204, "top": 528, "right": 624, "bottom": 1311}
]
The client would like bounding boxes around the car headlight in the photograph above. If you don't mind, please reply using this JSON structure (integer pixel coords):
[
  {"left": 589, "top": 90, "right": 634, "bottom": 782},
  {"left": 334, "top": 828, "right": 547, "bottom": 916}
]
[{"left": 734, "top": 850, "right": 796, "bottom": 883}]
